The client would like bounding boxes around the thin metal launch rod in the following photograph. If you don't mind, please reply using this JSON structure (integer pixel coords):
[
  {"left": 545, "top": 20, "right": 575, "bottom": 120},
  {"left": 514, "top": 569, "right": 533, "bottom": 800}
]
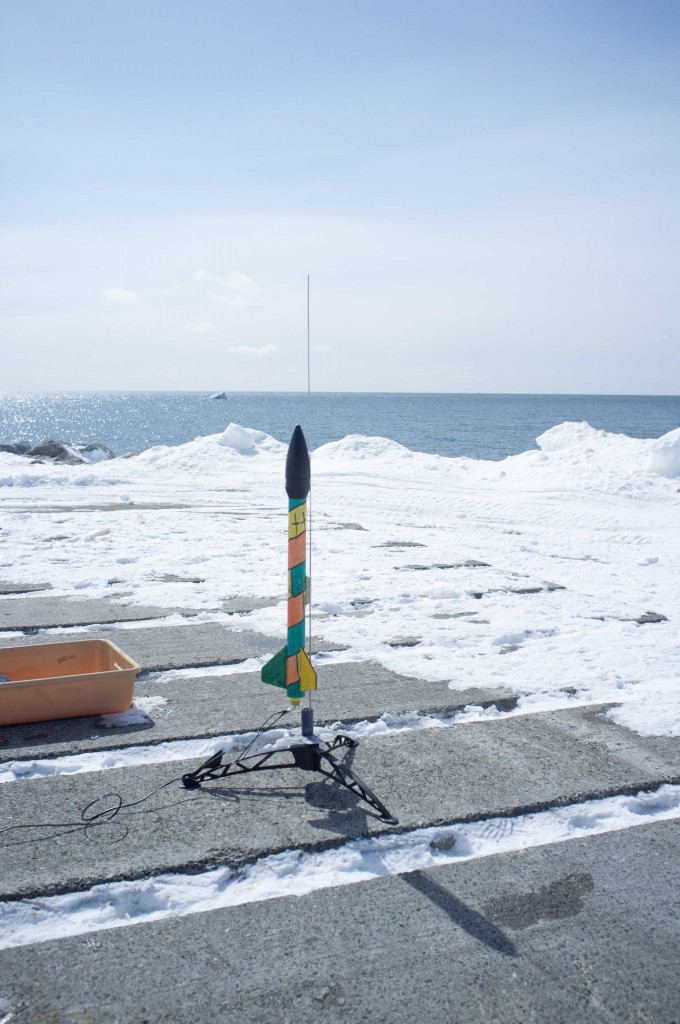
[{"left": 306, "top": 274, "right": 313, "bottom": 712}]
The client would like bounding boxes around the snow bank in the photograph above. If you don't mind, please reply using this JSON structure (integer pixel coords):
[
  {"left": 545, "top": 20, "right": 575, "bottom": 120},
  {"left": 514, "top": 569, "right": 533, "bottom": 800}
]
[
  {"left": 535, "top": 421, "right": 646, "bottom": 475},
  {"left": 537, "top": 420, "right": 680, "bottom": 482},
  {"left": 647, "top": 426, "right": 680, "bottom": 478},
  {"left": 3, "top": 419, "right": 678, "bottom": 489},
  {"left": 522, "top": 419, "right": 680, "bottom": 492},
  {"left": 217, "top": 423, "right": 270, "bottom": 454},
  {"left": 314, "top": 434, "right": 415, "bottom": 461},
  {"left": 129, "top": 423, "right": 283, "bottom": 473},
  {"left": 536, "top": 421, "right": 609, "bottom": 452},
  {"left": 77, "top": 446, "right": 113, "bottom": 464}
]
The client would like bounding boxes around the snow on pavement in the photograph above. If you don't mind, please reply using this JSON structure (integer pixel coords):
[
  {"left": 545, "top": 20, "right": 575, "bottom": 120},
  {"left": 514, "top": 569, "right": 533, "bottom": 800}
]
[
  {"left": 1, "top": 420, "right": 679, "bottom": 739},
  {"left": 1, "top": 782, "right": 678, "bottom": 949}
]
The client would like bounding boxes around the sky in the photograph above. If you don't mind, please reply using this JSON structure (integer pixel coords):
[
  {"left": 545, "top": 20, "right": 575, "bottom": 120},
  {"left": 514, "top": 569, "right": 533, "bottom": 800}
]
[{"left": 1, "top": 0, "right": 679, "bottom": 393}]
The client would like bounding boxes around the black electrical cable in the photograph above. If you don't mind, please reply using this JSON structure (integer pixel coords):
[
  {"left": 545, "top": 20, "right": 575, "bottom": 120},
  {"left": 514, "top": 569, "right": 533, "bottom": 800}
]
[
  {"left": 0, "top": 707, "right": 293, "bottom": 847},
  {"left": 231, "top": 707, "right": 290, "bottom": 765},
  {"left": 0, "top": 777, "right": 185, "bottom": 845}
]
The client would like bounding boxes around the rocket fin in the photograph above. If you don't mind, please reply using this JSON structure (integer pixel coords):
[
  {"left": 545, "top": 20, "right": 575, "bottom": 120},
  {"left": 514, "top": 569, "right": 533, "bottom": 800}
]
[
  {"left": 261, "top": 646, "right": 288, "bottom": 689},
  {"left": 297, "top": 647, "right": 317, "bottom": 692}
]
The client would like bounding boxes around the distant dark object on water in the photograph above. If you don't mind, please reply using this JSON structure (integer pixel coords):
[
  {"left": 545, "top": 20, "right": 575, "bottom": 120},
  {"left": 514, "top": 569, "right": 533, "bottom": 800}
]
[
  {"left": 209, "top": 392, "right": 229, "bottom": 400},
  {"left": 0, "top": 439, "right": 115, "bottom": 464}
]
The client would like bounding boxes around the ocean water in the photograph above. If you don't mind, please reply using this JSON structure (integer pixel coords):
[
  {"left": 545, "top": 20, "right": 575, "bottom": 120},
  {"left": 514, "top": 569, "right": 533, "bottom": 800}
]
[{"left": 1, "top": 392, "right": 679, "bottom": 461}]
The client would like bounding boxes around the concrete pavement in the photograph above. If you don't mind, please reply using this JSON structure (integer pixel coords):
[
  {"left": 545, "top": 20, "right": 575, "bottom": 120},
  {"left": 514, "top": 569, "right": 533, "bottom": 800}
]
[
  {"left": 2, "top": 704, "right": 679, "bottom": 900},
  {"left": 0, "top": 822, "right": 677, "bottom": 1023},
  {"left": 0, "top": 587, "right": 678, "bottom": 1022}
]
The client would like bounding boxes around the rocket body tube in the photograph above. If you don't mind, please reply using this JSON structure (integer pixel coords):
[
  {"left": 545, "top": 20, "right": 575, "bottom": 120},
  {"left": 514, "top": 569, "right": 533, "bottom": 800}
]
[
  {"left": 261, "top": 425, "right": 316, "bottom": 701},
  {"left": 286, "top": 495, "right": 307, "bottom": 699}
]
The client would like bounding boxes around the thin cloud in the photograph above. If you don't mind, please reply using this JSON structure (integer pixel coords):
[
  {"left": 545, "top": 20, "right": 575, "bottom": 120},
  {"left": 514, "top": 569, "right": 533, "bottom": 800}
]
[
  {"left": 314, "top": 344, "right": 333, "bottom": 352},
  {"left": 228, "top": 344, "right": 278, "bottom": 356},
  {"left": 102, "top": 287, "right": 141, "bottom": 306},
  {"left": 194, "top": 268, "right": 259, "bottom": 306},
  {"left": 184, "top": 320, "right": 218, "bottom": 335}
]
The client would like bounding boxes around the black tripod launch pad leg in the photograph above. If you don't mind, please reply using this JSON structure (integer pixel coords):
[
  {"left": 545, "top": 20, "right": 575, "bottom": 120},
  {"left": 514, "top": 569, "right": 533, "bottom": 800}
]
[{"left": 181, "top": 734, "right": 398, "bottom": 825}]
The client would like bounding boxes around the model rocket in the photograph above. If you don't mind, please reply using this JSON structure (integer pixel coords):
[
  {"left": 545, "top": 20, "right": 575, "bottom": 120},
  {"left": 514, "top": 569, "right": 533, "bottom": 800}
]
[
  {"left": 261, "top": 425, "right": 317, "bottom": 704},
  {"left": 184, "top": 421, "right": 397, "bottom": 822}
]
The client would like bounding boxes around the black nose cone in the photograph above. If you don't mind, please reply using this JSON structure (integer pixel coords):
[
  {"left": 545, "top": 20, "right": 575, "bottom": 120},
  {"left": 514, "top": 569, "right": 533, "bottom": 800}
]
[{"left": 285, "top": 425, "right": 311, "bottom": 499}]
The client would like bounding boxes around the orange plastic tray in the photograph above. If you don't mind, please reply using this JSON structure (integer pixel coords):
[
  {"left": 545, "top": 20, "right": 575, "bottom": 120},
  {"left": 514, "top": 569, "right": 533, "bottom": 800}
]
[{"left": 0, "top": 639, "right": 140, "bottom": 726}]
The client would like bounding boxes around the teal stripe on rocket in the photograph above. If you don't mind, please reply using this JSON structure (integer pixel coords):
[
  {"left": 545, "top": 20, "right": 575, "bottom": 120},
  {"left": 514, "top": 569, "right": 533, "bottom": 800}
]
[
  {"left": 289, "top": 563, "right": 306, "bottom": 597},
  {"left": 287, "top": 620, "right": 305, "bottom": 653}
]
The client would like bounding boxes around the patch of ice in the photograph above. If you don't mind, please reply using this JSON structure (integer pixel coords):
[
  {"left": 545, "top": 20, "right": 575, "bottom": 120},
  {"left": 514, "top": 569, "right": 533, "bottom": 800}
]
[{"left": 98, "top": 696, "right": 168, "bottom": 728}]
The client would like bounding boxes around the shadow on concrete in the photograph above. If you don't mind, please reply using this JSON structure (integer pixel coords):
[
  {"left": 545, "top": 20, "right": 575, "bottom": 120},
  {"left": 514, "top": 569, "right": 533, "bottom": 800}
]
[
  {"left": 402, "top": 870, "right": 518, "bottom": 957},
  {"left": 199, "top": 773, "right": 383, "bottom": 838},
  {"left": 0, "top": 713, "right": 155, "bottom": 755},
  {"left": 188, "top": 738, "right": 389, "bottom": 835},
  {"left": 304, "top": 777, "right": 378, "bottom": 834},
  {"left": 303, "top": 740, "right": 392, "bottom": 833}
]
